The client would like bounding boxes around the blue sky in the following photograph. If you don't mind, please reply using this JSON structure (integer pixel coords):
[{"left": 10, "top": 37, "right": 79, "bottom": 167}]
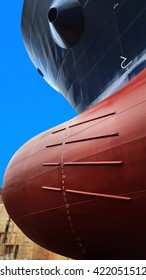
[{"left": 0, "top": 1, "right": 76, "bottom": 187}]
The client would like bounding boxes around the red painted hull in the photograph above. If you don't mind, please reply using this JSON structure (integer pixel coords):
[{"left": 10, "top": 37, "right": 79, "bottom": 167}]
[{"left": 2, "top": 69, "right": 146, "bottom": 259}]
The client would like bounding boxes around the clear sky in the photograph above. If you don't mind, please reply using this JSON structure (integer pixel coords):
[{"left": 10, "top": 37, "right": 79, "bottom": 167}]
[{"left": 0, "top": 1, "right": 77, "bottom": 187}]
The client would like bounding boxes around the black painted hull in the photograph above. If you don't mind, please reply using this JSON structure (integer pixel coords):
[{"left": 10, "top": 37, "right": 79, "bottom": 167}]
[{"left": 22, "top": 0, "right": 146, "bottom": 113}]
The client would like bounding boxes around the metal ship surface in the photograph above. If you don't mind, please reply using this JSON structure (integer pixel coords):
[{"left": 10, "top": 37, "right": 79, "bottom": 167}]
[{"left": 2, "top": 0, "right": 146, "bottom": 259}]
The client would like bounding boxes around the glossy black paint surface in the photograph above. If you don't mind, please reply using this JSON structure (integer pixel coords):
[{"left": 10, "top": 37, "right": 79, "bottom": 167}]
[
  {"left": 48, "top": 0, "right": 85, "bottom": 48},
  {"left": 21, "top": 0, "right": 146, "bottom": 113}
]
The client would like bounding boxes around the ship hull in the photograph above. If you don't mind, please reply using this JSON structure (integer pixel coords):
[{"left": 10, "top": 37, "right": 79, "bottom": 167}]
[
  {"left": 2, "top": 69, "right": 146, "bottom": 259},
  {"left": 21, "top": 0, "right": 146, "bottom": 113}
]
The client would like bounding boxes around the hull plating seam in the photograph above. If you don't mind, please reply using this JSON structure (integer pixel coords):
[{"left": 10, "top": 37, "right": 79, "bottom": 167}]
[{"left": 60, "top": 119, "right": 87, "bottom": 256}]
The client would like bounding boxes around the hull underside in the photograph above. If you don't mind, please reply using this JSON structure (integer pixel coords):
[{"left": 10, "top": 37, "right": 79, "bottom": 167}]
[{"left": 2, "top": 69, "right": 146, "bottom": 259}]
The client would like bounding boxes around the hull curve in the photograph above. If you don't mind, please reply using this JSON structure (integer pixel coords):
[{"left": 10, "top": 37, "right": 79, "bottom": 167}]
[
  {"left": 2, "top": 69, "right": 146, "bottom": 259},
  {"left": 21, "top": 0, "right": 146, "bottom": 113}
]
